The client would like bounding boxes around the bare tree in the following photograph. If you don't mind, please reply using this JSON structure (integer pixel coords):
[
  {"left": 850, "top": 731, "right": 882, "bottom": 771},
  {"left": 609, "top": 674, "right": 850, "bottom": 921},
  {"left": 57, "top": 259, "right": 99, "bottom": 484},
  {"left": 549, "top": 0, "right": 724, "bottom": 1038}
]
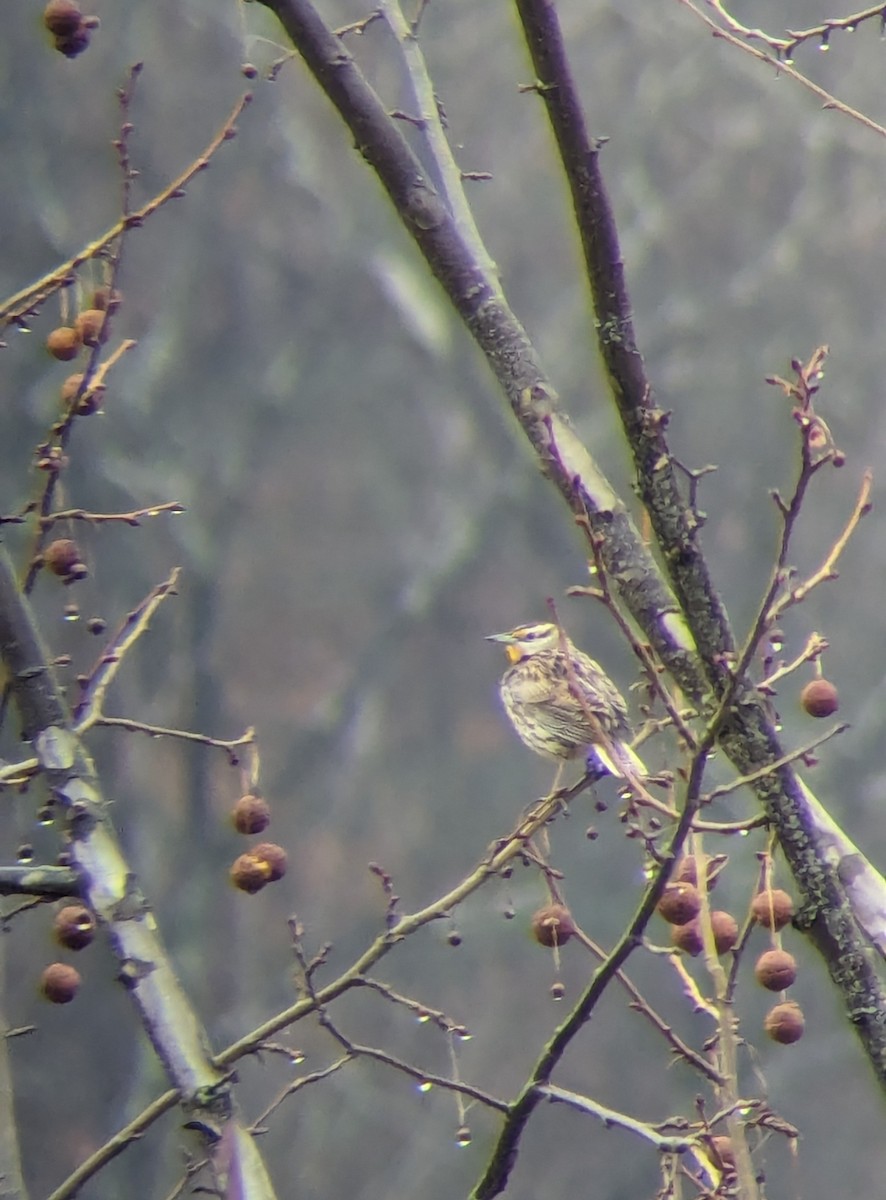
[{"left": 2, "top": 1, "right": 885, "bottom": 1197}]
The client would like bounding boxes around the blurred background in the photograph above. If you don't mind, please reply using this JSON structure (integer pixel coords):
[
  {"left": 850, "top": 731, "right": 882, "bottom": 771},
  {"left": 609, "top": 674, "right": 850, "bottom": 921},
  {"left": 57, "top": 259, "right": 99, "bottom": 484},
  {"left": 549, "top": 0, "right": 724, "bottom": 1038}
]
[{"left": 2, "top": 0, "right": 886, "bottom": 1195}]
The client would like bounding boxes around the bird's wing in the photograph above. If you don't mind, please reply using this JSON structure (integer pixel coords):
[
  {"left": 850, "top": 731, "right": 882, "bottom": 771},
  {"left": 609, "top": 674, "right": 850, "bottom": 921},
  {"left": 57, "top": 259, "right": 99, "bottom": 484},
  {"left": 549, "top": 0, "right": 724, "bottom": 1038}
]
[
  {"left": 548, "top": 667, "right": 624, "bottom": 729},
  {"left": 505, "top": 657, "right": 615, "bottom": 722},
  {"left": 504, "top": 668, "right": 559, "bottom": 706},
  {"left": 518, "top": 678, "right": 614, "bottom": 751}
]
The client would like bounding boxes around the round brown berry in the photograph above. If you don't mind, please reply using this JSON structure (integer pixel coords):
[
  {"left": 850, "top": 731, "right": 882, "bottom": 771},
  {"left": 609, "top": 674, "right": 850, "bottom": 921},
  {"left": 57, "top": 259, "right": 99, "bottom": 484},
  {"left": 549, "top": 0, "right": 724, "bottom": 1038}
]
[
  {"left": 60, "top": 373, "right": 85, "bottom": 405},
  {"left": 710, "top": 911, "right": 739, "bottom": 954},
  {"left": 657, "top": 882, "right": 701, "bottom": 926},
  {"left": 76, "top": 383, "right": 104, "bottom": 415},
  {"left": 531, "top": 903, "right": 575, "bottom": 947},
  {"left": 54, "top": 27, "right": 90, "bottom": 57},
  {"left": 671, "top": 911, "right": 738, "bottom": 957},
  {"left": 674, "top": 854, "right": 724, "bottom": 891},
  {"left": 671, "top": 920, "right": 703, "bottom": 957},
  {"left": 231, "top": 793, "right": 271, "bottom": 835},
  {"left": 800, "top": 678, "right": 839, "bottom": 718},
  {"left": 754, "top": 949, "right": 797, "bottom": 991},
  {"left": 74, "top": 308, "right": 107, "bottom": 347},
  {"left": 44, "top": 0, "right": 81, "bottom": 35},
  {"left": 750, "top": 888, "right": 794, "bottom": 931},
  {"left": 764, "top": 1000, "right": 805, "bottom": 1044},
  {"left": 674, "top": 855, "right": 699, "bottom": 886},
  {"left": 46, "top": 327, "right": 82, "bottom": 361},
  {"left": 91, "top": 286, "right": 121, "bottom": 312},
  {"left": 709, "top": 1135, "right": 735, "bottom": 1172},
  {"left": 252, "top": 842, "right": 288, "bottom": 882},
  {"left": 44, "top": 538, "right": 86, "bottom": 580},
  {"left": 53, "top": 904, "right": 95, "bottom": 950},
  {"left": 230, "top": 853, "right": 270, "bottom": 894},
  {"left": 40, "top": 962, "right": 81, "bottom": 1003}
]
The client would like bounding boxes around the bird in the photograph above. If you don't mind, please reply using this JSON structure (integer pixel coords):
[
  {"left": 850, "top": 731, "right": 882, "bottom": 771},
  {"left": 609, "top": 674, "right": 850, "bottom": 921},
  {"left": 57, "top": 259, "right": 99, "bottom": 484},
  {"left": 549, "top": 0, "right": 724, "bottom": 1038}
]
[{"left": 486, "top": 621, "right": 645, "bottom": 783}]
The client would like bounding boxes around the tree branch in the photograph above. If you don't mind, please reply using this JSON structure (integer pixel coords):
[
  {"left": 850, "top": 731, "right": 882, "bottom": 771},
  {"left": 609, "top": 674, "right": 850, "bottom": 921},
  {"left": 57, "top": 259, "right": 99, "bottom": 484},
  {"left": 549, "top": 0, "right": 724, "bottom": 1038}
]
[
  {"left": 0, "top": 547, "right": 276, "bottom": 1197},
  {"left": 257, "top": 0, "right": 886, "bottom": 1131},
  {"left": 512, "top": 0, "right": 886, "bottom": 1087}
]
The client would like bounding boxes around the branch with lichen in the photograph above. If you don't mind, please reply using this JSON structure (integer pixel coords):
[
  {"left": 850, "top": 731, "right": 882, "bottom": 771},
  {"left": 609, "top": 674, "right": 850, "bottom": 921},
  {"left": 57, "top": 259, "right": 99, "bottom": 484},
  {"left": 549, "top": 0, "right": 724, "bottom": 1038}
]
[{"left": 512, "top": 0, "right": 886, "bottom": 1078}]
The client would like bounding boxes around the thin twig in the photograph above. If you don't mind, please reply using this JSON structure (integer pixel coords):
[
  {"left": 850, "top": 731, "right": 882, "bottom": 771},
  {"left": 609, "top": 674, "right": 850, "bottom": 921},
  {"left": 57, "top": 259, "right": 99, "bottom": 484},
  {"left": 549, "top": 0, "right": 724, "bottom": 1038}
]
[
  {"left": 214, "top": 789, "right": 593, "bottom": 1071},
  {"left": 679, "top": 0, "right": 886, "bottom": 139},
  {"left": 702, "top": 723, "right": 848, "bottom": 804},
  {"left": 692, "top": 833, "right": 760, "bottom": 1200},
  {"left": 574, "top": 927, "right": 724, "bottom": 1084},
  {"left": 92, "top": 716, "right": 255, "bottom": 756},
  {"left": 356, "top": 976, "right": 467, "bottom": 1035},
  {"left": 380, "top": 0, "right": 499, "bottom": 287},
  {"left": 41, "top": 500, "right": 185, "bottom": 529},
  {"left": 0, "top": 94, "right": 253, "bottom": 327},
  {"left": 542, "top": 1085, "right": 695, "bottom": 1149},
  {"left": 46, "top": 1090, "right": 180, "bottom": 1200},
  {"left": 705, "top": 0, "right": 886, "bottom": 59},
  {"left": 574, "top": 526, "right": 698, "bottom": 751},
  {"left": 73, "top": 570, "right": 181, "bottom": 725},
  {"left": 250, "top": 1055, "right": 352, "bottom": 1129},
  {"left": 767, "top": 468, "right": 872, "bottom": 622},
  {"left": 758, "top": 632, "right": 828, "bottom": 693}
]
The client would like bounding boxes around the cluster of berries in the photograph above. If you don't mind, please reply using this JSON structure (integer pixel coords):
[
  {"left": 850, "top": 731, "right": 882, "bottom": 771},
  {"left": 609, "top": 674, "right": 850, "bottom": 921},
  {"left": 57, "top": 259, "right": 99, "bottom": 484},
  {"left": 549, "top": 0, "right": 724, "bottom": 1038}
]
[{"left": 43, "top": 0, "right": 97, "bottom": 58}]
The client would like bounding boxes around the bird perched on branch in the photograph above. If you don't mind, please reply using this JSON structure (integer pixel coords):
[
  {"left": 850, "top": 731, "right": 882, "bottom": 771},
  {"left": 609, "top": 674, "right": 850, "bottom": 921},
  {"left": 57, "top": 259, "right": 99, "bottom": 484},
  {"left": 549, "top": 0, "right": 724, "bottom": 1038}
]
[{"left": 486, "top": 621, "right": 645, "bottom": 782}]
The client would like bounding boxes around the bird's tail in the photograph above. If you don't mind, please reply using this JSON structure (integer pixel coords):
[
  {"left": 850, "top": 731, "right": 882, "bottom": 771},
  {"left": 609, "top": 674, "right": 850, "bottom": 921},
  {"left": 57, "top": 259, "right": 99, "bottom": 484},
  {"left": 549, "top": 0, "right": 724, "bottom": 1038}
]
[{"left": 590, "top": 739, "right": 647, "bottom": 780}]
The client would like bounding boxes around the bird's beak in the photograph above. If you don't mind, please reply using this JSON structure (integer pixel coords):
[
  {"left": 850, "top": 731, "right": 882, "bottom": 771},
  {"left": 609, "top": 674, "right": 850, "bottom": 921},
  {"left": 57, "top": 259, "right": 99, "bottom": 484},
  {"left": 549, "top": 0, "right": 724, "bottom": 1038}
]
[{"left": 485, "top": 631, "right": 515, "bottom": 644}]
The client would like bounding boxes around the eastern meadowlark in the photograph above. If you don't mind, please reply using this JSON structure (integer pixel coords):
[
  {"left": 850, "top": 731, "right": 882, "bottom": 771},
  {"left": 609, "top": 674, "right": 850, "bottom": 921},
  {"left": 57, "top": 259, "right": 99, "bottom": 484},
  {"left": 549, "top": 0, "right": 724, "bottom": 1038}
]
[{"left": 487, "top": 621, "right": 645, "bottom": 781}]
